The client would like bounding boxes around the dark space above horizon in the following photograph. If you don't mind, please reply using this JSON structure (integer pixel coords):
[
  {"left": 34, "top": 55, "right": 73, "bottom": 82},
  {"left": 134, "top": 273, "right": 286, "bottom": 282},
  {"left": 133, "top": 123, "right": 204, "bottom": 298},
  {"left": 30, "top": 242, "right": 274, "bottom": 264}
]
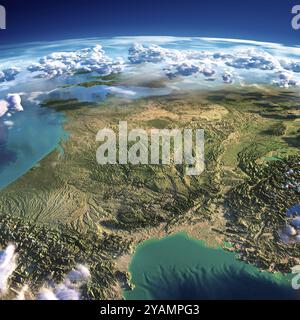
[{"left": 0, "top": 0, "right": 299, "bottom": 46}]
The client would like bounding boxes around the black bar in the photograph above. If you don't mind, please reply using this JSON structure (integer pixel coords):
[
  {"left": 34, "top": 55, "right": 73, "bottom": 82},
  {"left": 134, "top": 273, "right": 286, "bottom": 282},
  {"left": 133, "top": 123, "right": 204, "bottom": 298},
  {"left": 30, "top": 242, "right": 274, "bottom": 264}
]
[{"left": 0, "top": 300, "right": 297, "bottom": 319}]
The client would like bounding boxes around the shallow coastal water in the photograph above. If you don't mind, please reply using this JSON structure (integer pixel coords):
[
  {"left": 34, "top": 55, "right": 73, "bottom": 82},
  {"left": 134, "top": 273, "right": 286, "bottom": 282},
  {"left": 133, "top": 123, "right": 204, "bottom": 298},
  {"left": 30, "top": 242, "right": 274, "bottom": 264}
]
[
  {"left": 124, "top": 232, "right": 298, "bottom": 300},
  {"left": 0, "top": 100, "right": 67, "bottom": 189}
]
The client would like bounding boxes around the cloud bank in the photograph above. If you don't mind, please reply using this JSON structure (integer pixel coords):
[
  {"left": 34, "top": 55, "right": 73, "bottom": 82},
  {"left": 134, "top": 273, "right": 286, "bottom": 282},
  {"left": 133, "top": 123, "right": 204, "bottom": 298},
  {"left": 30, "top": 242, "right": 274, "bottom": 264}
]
[
  {"left": 128, "top": 43, "right": 300, "bottom": 87},
  {"left": 27, "top": 45, "right": 125, "bottom": 79},
  {"left": 3, "top": 40, "right": 300, "bottom": 89}
]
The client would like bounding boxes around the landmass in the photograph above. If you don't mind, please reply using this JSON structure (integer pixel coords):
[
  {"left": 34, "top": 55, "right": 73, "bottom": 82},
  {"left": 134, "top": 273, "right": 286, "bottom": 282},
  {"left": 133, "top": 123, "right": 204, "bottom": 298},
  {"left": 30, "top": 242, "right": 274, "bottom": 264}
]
[{"left": 0, "top": 86, "right": 299, "bottom": 299}]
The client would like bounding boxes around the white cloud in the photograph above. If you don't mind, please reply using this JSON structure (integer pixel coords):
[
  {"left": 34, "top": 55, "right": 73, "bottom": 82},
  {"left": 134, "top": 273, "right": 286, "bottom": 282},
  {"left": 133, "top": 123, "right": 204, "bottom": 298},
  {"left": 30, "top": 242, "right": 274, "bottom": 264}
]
[
  {"left": 4, "top": 120, "right": 14, "bottom": 128},
  {"left": 0, "top": 244, "right": 91, "bottom": 300},
  {"left": 280, "top": 59, "right": 300, "bottom": 73},
  {"left": 129, "top": 43, "right": 219, "bottom": 79},
  {"left": 106, "top": 87, "right": 136, "bottom": 96},
  {"left": 27, "top": 45, "right": 125, "bottom": 79},
  {"left": 222, "top": 72, "right": 234, "bottom": 84},
  {"left": 200, "top": 37, "right": 283, "bottom": 48},
  {"left": 165, "top": 62, "right": 201, "bottom": 78},
  {"left": 37, "top": 284, "right": 81, "bottom": 301},
  {"left": 0, "top": 67, "right": 21, "bottom": 83},
  {"left": 54, "top": 284, "right": 81, "bottom": 300},
  {"left": 37, "top": 264, "right": 91, "bottom": 301},
  {"left": 0, "top": 245, "right": 17, "bottom": 295},
  {"left": 7, "top": 94, "right": 23, "bottom": 112},
  {"left": 128, "top": 43, "right": 183, "bottom": 64},
  {"left": 0, "top": 93, "right": 23, "bottom": 119},
  {"left": 128, "top": 43, "right": 300, "bottom": 87},
  {"left": 66, "top": 264, "right": 91, "bottom": 283},
  {"left": 272, "top": 71, "right": 299, "bottom": 88},
  {"left": 14, "top": 285, "right": 29, "bottom": 300},
  {"left": 224, "top": 48, "right": 280, "bottom": 70},
  {"left": 2, "top": 39, "right": 300, "bottom": 98},
  {"left": 37, "top": 288, "right": 58, "bottom": 300},
  {"left": 0, "top": 100, "right": 9, "bottom": 117}
]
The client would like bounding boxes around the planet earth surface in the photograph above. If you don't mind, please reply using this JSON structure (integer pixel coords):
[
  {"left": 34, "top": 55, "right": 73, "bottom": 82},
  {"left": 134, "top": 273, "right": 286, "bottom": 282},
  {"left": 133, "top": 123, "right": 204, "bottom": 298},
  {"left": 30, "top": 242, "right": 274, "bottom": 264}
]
[{"left": 0, "top": 36, "right": 299, "bottom": 300}]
